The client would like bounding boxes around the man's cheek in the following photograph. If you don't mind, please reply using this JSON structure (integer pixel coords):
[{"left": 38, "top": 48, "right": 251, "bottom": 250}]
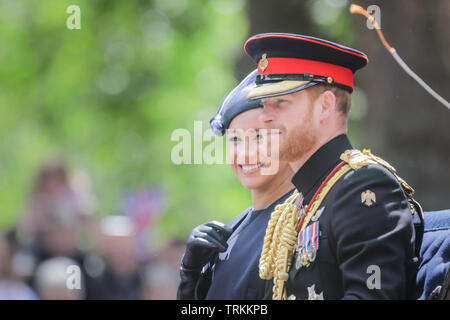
[{"left": 261, "top": 134, "right": 280, "bottom": 175}]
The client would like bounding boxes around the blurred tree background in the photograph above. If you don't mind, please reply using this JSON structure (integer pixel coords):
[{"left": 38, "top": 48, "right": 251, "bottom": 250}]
[
  {"left": 0, "top": 0, "right": 251, "bottom": 243},
  {"left": 0, "top": 0, "right": 448, "bottom": 245}
]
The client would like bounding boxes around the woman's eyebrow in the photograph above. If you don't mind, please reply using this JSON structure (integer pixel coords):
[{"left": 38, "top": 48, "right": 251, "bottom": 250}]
[
  {"left": 228, "top": 128, "right": 264, "bottom": 135},
  {"left": 246, "top": 128, "right": 266, "bottom": 135}
]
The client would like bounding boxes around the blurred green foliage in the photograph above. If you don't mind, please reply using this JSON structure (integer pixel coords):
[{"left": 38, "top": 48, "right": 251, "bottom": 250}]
[
  {"left": 0, "top": 0, "right": 364, "bottom": 246},
  {"left": 0, "top": 0, "right": 251, "bottom": 242}
]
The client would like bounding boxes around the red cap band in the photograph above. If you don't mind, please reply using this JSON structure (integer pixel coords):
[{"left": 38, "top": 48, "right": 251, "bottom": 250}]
[{"left": 258, "top": 57, "right": 354, "bottom": 89}]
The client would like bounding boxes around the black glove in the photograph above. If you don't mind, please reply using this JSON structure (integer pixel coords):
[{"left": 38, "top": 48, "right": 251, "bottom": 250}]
[
  {"left": 177, "top": 220, "right": 232, "bottom": 300},
  {"left": 182, "top": 220, "right": 233, "bottom": 270}
]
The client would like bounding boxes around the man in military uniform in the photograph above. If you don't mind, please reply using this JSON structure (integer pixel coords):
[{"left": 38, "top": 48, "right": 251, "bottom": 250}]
[{"left": 243, "top": 33, "right": 423, "bottom": 300}]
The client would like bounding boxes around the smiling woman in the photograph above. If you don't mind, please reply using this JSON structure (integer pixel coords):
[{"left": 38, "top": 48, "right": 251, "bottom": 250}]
[
  {"left": 178, "top": 69, "right": 295, "bottom": 300},
  {"left": 227, "top": 109, "right": 290, "bottom": 202}
]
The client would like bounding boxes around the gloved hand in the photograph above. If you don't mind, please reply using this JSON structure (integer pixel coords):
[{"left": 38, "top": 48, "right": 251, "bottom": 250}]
[
  {"left": 177, "top": 220, "right": 232, "bottom": 300},
  {"left": 182, "top": 220, "right": 233, "bottom": 271}
]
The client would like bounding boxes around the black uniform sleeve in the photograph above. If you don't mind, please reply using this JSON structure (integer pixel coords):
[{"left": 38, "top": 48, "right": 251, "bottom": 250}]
[
  {"left": 177, "top": 269, "right": 201, "bottom": 300},
  {"left": 330, "top": 164, "right": 416, "bottom": 299}
]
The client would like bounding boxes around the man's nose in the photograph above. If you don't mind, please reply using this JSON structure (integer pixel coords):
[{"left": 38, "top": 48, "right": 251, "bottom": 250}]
[{"left": 258, "top": 105, "right": 275, "bottom": 123}]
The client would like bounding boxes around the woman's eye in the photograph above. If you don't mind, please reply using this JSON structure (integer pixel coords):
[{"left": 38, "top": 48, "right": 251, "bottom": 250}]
[
  {"left": 255, "top": 134, "right": 264, "bottom": 141},
  {"left": 228, "top": 136, "right": 240, "bottom": 142}
]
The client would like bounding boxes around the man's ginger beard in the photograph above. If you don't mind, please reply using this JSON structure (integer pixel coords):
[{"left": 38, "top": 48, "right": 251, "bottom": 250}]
[{"left": 281, "top": 100, "right": 318, "bottom": 162}]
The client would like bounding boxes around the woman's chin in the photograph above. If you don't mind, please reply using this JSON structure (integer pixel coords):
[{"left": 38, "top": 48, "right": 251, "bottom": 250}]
[{"left": 239, "top": 176, "right": 267, "bottom": 190}]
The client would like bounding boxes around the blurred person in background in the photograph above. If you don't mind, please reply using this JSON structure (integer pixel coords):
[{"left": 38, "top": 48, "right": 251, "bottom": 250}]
[
  {"left": 141, "top": 238, "right": 185, "bottom": 299},
  {"left": 0, "top": 234, "right": 37, "bottom": 300},
  {"left": 140, "top": 260, "right": 179, "bottom": 300},
  {"left": 154, "top": 238, "right": 186, "bottom": 272},
  {"left": 34, "top": 257, "right": 84, "bottom": 300},
  {"left": 11, "top": 158, "right": 97, "bottom": 286},
  {"left": 178, "top": 70, "right": 295, "bottom": 300},
  {"left": 84, "top": 216, "right": 144, "bottom": 300},
  {"left": 19, "top": 158, "right": 96, "bottom": 238}
]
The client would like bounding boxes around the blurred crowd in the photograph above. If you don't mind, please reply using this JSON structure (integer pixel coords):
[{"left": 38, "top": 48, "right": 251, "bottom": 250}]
[{"left": 0, "top": 159, "right": 185, "bottom": 300}]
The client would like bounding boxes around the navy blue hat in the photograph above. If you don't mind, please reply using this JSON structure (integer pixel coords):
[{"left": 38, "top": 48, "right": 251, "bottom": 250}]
[
  {"left": 210, "top": 69, "right": 262, "bottom": 136},
  {"left": 244, "top": 33, "right": 369, "bottom": 100}
]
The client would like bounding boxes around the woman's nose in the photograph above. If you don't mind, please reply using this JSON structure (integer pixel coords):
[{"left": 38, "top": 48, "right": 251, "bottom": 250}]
[
  {"left": 233, "top": 139, "right": 259, "bottom": 165},
  {"left": 246, "top": 140, "right": 259, "bottom": 164}
]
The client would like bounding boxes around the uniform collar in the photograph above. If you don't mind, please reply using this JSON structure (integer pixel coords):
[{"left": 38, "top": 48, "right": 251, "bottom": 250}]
[{"left": 291, "top": 134, "right": 352, "bottom": 203}]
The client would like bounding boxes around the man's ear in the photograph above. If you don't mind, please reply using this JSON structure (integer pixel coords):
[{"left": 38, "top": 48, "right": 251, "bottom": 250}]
[{"left": 319, "top": 90, "right": 336, "bottom": 122}]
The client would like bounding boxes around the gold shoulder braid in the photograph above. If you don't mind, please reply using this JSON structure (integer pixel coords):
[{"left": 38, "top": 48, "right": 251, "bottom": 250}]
[
  {"left": 341, "top": 149, "right": 415, "bottom": 198},
  {"left": 259, "top": 148, "right": 415, "bottom": 300}
]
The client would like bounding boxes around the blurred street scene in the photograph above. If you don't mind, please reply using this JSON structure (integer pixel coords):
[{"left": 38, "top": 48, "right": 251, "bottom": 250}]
[{"left": 1, "top": 158, "right": 183, "bottom": 299}]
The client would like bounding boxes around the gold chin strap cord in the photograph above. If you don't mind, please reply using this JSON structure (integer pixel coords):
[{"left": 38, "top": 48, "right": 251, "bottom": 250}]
[{"left": 350, "top": 4, "right": 450, "bottom": 111}]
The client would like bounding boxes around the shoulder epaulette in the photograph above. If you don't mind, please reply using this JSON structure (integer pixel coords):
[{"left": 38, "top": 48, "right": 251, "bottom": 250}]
[{"left": 340, "top": 148, "right": 415, "bottom": 199}]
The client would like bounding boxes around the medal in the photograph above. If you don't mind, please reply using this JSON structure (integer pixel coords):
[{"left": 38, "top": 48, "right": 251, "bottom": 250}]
[
  {"left": 301, "top": 252, "right": 310, "bottom": 267},
  {"left": 296, "top": 221, "right": 320, "bottom": 268},
  {"left": 295, "top": 251, "right": 302, "bottom": 270},
  {"left": 311, "top": 206, "right": 325, "bottom": 222},
  {"left": 310, "top": 221, "right": 319, "bottom": 263},
  {"left": 308, "top": 248, "right": 317, "bottom": 263}
]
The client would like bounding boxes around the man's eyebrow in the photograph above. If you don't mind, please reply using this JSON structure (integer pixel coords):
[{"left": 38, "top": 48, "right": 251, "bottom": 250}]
[{"left": 261, "top": 98, "right": 290, "bottom": 106}]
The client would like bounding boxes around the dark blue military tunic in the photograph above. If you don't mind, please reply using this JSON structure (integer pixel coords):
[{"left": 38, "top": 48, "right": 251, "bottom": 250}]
[
  {"left": 205, "top": 191, "right": 294, "bottom": 300},
  {"left": 270, "top": 134, "right": 420, "bottom": 300}
]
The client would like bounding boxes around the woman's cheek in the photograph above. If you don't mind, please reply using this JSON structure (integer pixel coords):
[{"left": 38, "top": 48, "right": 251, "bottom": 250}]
[{"left": 226, "top": 142, "right": 237, "bottom": 165}]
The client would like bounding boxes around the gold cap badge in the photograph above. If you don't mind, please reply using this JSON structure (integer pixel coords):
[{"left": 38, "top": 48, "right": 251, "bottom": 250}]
[{"left": 259, "top": 53, "right": 269, "bottom": 72}]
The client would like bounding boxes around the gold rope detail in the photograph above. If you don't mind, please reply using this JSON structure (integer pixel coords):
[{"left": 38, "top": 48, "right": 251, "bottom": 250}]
[
  {"left": 361, "top": 149, "right": 415, "bottom": 198},
  {"left": 259, "top": 191, "right": 298, "bottom": 279},
  {"left": 341, "top": 149, "right": 415, "bottom": 198},
  {"left": 258, "top": 190, "right": 300, "bottom": 299}
]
